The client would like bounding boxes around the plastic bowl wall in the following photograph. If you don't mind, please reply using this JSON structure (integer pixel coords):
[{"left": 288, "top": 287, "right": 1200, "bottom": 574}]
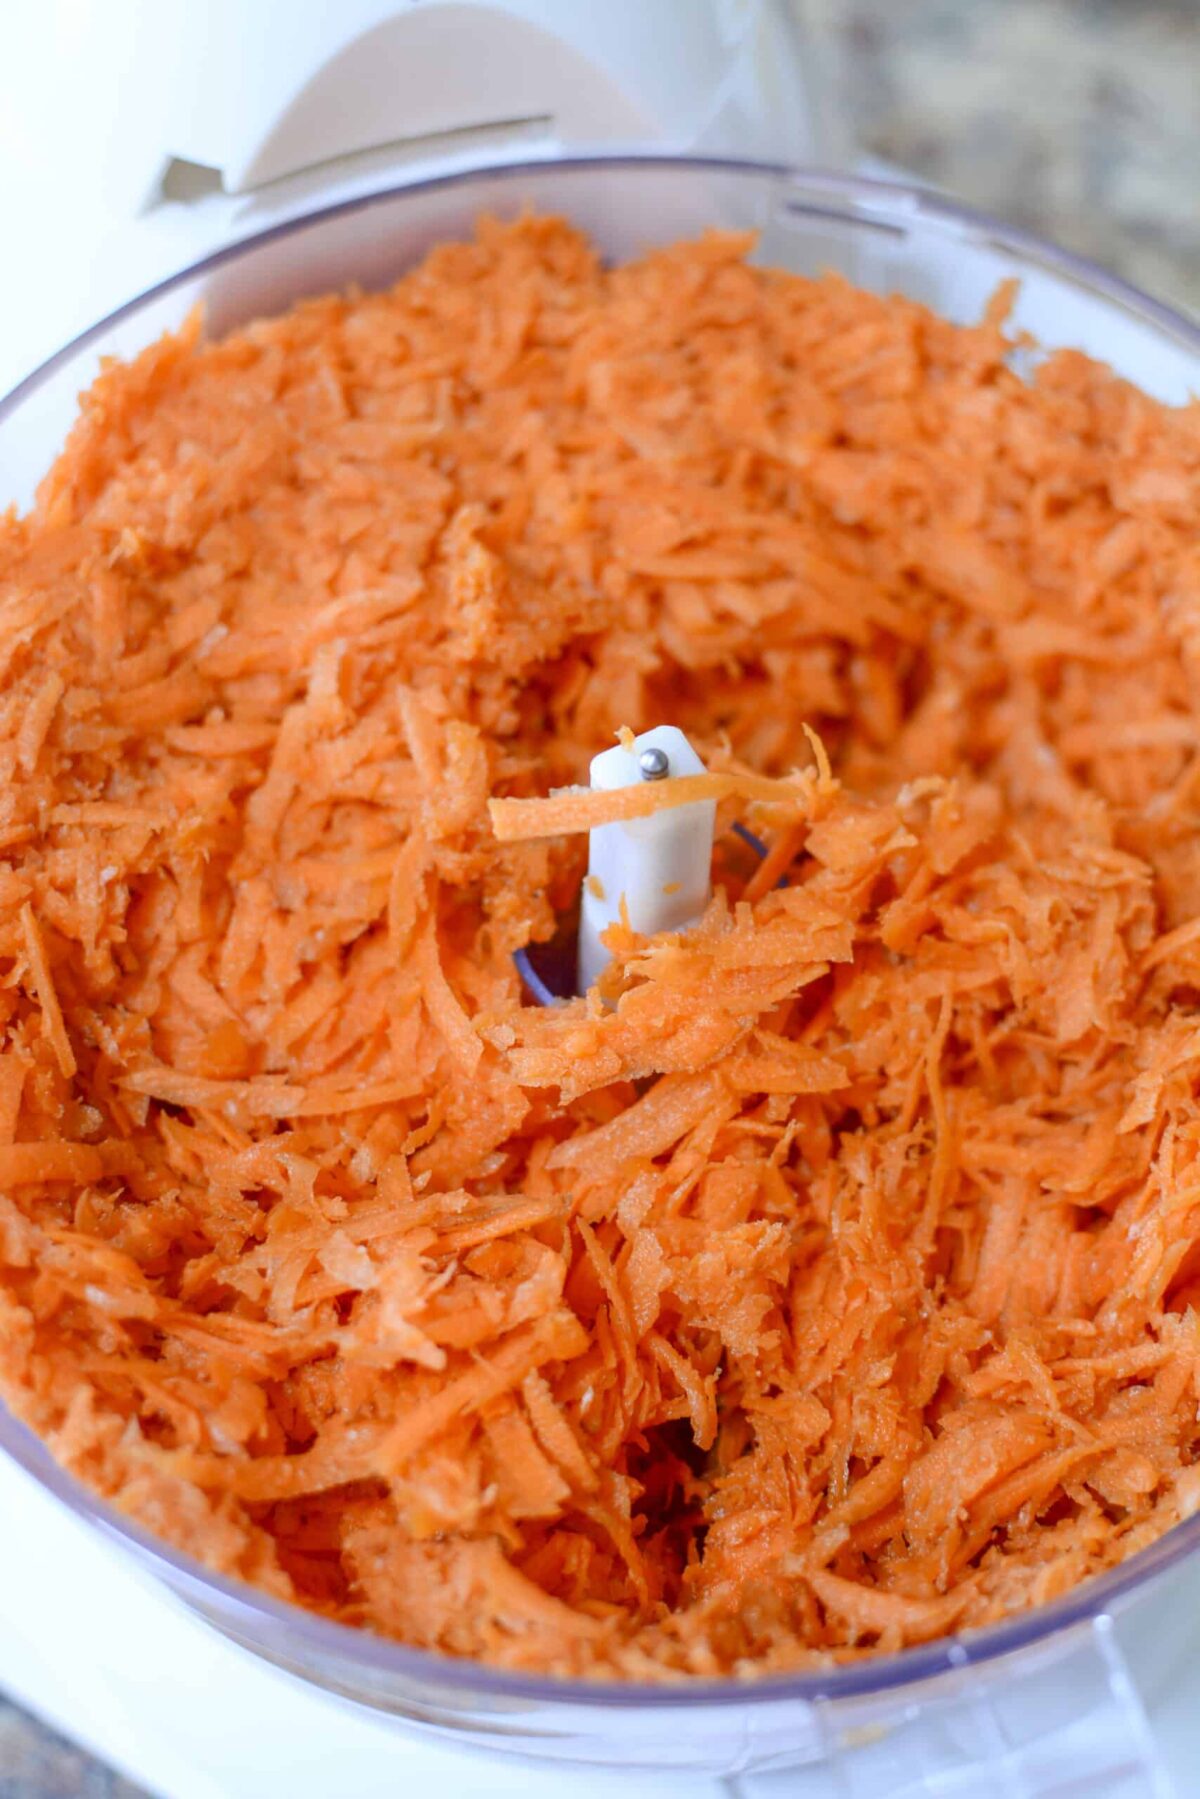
[{"left": 2, "top": 155, "right": 1200, "bottom": 1784}]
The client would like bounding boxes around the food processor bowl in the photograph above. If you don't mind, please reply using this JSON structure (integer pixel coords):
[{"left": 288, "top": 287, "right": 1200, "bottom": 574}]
[{"left": 2, "top": 155, "right": 1199, "bottom": 1793}]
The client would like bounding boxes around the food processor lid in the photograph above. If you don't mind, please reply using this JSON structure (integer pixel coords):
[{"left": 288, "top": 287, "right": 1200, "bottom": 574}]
[
  {"left": 2, "top": 0, "right": 843, "bottom": 400},
  {"left": 12, "top": 0, "right": 842, "bottom": 216}
]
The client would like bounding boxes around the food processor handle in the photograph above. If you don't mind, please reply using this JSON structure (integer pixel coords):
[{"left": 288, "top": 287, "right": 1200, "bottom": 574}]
[{"left": 733, "top": 1614, "right": 1174, "bottom": 1798}]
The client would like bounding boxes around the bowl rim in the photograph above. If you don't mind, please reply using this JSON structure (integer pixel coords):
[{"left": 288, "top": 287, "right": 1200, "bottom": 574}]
[
  {"left": 2, "top": 149, "right": 1198, "bottom": 429},
  {"left": 2, "top": 148, "right": 1200, "bottom": 1713},
  {"left": 7, "top": 1401, "right": 1199, "bottom": 1711}
]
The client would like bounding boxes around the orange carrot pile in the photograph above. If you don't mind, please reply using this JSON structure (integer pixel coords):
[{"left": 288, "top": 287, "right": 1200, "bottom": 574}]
[{"left": 1, "top": 215, "right": 1200, "bottom": 1679}]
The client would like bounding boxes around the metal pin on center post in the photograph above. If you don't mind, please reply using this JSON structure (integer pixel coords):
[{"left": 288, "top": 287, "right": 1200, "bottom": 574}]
[{"left": 638, "top": 746, "right": 670, "bottom": 781}]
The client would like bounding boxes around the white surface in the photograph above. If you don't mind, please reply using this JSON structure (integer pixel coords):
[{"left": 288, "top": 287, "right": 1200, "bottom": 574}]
[{"left": 577, "top": 726, "right": 716, "bottom": 992}]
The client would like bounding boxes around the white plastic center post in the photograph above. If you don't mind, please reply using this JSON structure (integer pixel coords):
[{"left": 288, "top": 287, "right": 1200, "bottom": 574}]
[{"left": 576, "top": 725, "right": 716, "bottom": 994}]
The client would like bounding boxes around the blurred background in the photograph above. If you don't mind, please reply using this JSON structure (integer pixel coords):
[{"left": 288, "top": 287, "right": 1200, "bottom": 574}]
[
  {"left": 0, "top": 0, "right": 1196, "bottom": 1793},
  {"left": 808, "top": 0, "right": 1199, "bottom": 317}
]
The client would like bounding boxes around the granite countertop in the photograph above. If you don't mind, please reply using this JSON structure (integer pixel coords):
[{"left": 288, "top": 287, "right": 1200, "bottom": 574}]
[
  {"left": 0, "top": 1707, "right": 146, "bottom": 1799},
  {"left": 805, "top": 0, "right": 1200, "bottom": 319},
  {"left": 2, "top": 2, "right": 1196, "bottom": 1795}
]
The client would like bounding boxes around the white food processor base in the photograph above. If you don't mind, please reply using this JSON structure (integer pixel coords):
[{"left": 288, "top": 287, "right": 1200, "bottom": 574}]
[{"left": 2, "top": 1446, "right": 1199, "bottom": 1798}]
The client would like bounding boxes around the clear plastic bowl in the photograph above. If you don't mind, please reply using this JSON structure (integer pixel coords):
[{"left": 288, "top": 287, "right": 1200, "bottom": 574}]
[{"left": 2, "top": 155, "right": 1199, "bottom": 1791}]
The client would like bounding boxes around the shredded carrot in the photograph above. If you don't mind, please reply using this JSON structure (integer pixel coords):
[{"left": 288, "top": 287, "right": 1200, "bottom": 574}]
[
  {"left": 18, "top": 902, "right": 75, "bottom": 1079},
  {"left": 488, "top": 769, "right": 810, "bottom": 842},
  {"left": 1, "top": 213, "right": 1199, "bottom": 1682},
  {"left": 17, "top": 672, "right": 64, "bottom": 776}
]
